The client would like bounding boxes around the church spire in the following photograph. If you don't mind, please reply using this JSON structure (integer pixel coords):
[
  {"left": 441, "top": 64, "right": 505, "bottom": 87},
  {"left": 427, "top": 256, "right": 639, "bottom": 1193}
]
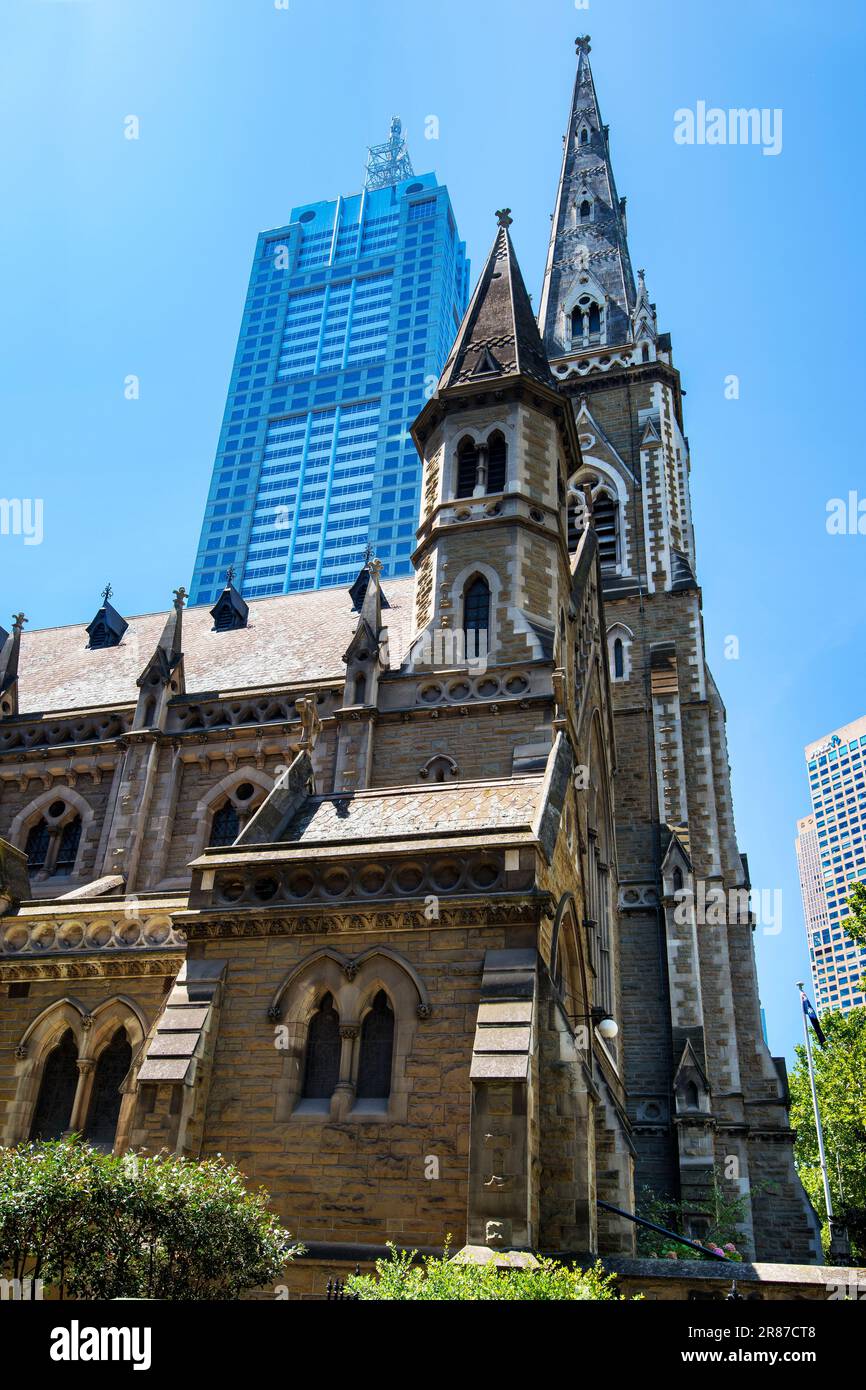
[
  {"left": 436, "top": 210, "right": 556, "bottom": 394},
  {"left": 538, "top": 36, "right": 637, "bottom": 360}
]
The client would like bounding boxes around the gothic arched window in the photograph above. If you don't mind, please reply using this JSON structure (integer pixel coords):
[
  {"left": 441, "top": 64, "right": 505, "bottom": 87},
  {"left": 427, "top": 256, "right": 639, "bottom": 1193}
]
[
  {"left": 29, "top": 1029, "right": 79, "bottom": 1141},
  {"left": 593, "top": 491, "right": 619, "bottom": 566},
  {"left": 456, "top": 437, "right": 479, "bottom": 498},
  {"left": 23, "top": 800, "right": 84, "bottom": 877},
  {"left": 579, "top": 199, "right": 591, "bottom": 222},
  {"left": 356, "top": 991, "right": 395, "bottom": 1100},
  {"left": 486, "top": 431, "right": 507, "bottom": 493},
  {"left": 84, "top": 1027, "right": 132, "bottom": 1147},
  {"left": 672, "top": 866, "right": 684, "bottom": 894},
  {"left": 25, "top": 818, "right": 51, "bottom": 870},
  {"left": 579, "top": 126, "right": 589, "bottom": 145},
  {"left": 463, "top": 576, "right": 490, "bottom": 637},
  {"left": 354, "top": 672, "right": 367, "bottom": 705},
  {"left": 209, "top": 801, "right": 240, "bottom": 847},
  {"left": 54, "top": 816, "right": 82, "bottom": 876},
  {"left": 613, "top": 638, "right": 624, "bottom": 679},
  {"left": 301, "top": 993, "right": 342, "bottom": 1100}
]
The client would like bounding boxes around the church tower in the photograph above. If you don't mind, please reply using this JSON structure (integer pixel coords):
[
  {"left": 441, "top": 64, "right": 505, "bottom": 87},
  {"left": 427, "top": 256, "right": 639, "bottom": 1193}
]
[
  {"left": 411, "top": 210, "right": 582, "bottom": 678},
  {"left": 538, "top": 36, "right": 820, "bottom": 1261}
]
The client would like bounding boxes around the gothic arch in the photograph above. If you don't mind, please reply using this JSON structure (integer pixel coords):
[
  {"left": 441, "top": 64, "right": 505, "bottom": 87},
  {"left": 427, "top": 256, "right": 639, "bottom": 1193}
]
[
  {"left": 5, "top": 993, "right": 147, "bottom": 1147},
  {"left": 271, "top": 946, "right": 429, "bottom": 1123},
  {"left": 9, "top": 786, "right": 94, "bottom": 881},
  {"left": 449, "top": 420, "right": 512, "bottom": 499},
  {"left": 606, "top": 622, "right": 634, "bottom": 683},
  {"left": 445, "top": 559, "right": 502, "bottom": 661},
  {"left": 549, "top": 891, "right": 592, "bottom": 1045},
  {"left": 192, "top": 767, "right": 273, "bottom": 857}
]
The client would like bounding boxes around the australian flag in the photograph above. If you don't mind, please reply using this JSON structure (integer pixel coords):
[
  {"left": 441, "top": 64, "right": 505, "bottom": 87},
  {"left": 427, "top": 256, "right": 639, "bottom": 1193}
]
[{"left": 801, "top": 990, "right": 827, "bottom": 1048}]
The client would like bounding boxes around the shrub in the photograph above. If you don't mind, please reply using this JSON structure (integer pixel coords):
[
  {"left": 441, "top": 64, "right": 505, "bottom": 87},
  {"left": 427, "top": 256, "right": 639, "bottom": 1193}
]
[
  {"left": 0, "top": 1136, "right": 298, "bottom": 1300},
  {"left": 347, "top": 1244, "right": 632, "bottom": 1300}
]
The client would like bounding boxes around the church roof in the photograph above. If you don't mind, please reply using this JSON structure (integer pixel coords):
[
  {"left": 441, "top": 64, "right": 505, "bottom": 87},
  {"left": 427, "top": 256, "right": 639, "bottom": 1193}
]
[
  {"left": 436, "top": 214, "right": 556, "bottom": 392},
  {"left": 281, "top": 778, "right": 543, "bottom": 844},
  {"left": 12, "top": 579, "right": 416, "bottom": 715}
]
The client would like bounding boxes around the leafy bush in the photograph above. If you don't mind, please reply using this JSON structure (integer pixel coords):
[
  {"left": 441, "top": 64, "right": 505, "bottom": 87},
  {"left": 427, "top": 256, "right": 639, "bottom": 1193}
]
[
  {"left": 635, "top": 1172, "right": 752, "bottom": 1261},
  {"left": 347, "top": 1244, "right": 632, "bottom": 1300},
  {"left": 0, "top": 1136, "right": 298, "bottom": 1299}
]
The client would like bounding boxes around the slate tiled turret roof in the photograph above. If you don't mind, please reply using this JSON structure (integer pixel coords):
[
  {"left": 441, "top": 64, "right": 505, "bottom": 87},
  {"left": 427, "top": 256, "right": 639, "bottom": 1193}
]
[{"left": 437, "top": 215, "right": 557, "bottom": 393}]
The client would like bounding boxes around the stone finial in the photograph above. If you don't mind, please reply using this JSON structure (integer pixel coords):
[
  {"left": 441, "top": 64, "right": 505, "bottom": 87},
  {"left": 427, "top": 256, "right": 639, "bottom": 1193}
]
[
  {"left": 495, "top": 208, "right": 513, "bottom": 229},
  {"left": 575, "top": 34, "right": 591, "bottom": 54},
  {"left": 173, "top": 586, "right": 188, "bottom": 612},
  {"left": 11, "top": 613, "right": 27, "bottom": 635}
]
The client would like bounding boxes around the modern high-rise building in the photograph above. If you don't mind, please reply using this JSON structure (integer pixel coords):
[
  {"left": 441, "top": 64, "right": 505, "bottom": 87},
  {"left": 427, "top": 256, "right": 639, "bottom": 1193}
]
[
  {"left": 797, "top": 715, "right": 866, "bottom": 1015},
  {"left": 189, "top": 120, "right": 469, "bottom": 605}
]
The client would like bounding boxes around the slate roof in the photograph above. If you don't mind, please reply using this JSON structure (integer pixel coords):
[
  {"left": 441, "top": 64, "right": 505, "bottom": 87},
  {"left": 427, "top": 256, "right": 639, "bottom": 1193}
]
[
  {"left": 283, "top": 779, "right": 543, "bottom": 844},
  {"left": 437, "top": 222, "right": 557, "bottom": 392},
  {"left": 13, "top": 579, "right": 416, "bottom": 715}
]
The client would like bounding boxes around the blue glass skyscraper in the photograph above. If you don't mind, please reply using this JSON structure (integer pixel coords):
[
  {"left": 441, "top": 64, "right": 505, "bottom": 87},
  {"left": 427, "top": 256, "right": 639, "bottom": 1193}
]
[{"left": 190, "top": 121, "right": 469, "bottom": 604}]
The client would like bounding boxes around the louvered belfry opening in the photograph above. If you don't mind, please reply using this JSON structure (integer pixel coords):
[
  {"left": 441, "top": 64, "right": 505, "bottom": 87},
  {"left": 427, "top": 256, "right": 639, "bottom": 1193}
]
[
  {"left": 302, "top": 993, "right": 342, "bottom": 1100},
  {"left": 29, "top": 1029, "right": 79, "bottom": 1141},
  {"left": 593, "top": 492, "right": 618, "bottom": 567},
  {"left": 356, "top": 991, "right": 395, "bottom": 1099},
  {"left": 486, "top": 431, "right": 506, "bottom": 493},
  {"left": 456, "top": 437, "right": 479, "bottom": 498}
]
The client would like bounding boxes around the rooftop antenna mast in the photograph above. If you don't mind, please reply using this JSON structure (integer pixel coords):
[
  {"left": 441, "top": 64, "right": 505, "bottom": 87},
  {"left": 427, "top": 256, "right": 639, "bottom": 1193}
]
[{"left": 364, "top": 117, "right": 414, "bottom": 190}]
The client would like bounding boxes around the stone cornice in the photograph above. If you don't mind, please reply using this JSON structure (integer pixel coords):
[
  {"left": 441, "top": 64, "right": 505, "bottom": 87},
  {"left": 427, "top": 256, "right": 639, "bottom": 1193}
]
[
  {"left": 179, "top": 895, "right": 546, "bottom": 942},
  {"left": 0, "top": 951, "right": 182, "bottom": 982}
]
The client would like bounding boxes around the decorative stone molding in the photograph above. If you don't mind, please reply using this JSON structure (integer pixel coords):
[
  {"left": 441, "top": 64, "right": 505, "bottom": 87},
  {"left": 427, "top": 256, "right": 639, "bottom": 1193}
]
[
  {"left": 0, "top": 909, "right": 185, "bottom": 958},
  {"left": 180, "top": 898, "right": 540, "bottom": 942},
  {"left": 201, "top": 848, "right": 532, "bottom": 913}
]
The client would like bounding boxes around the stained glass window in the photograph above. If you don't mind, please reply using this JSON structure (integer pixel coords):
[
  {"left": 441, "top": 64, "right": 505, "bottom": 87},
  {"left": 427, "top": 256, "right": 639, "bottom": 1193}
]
[
  {"left": 301, "top": 993, "right": 341, "bottom": 1099},
  {"left": 30, "top": 1029, "right": 78, "bottom": 1141},
  {"left": 356, "top": 991, "right": 394, "bottom": 1100},
  {"left": 85, "top": 1027, "right": 132, "bottom": 1147}
]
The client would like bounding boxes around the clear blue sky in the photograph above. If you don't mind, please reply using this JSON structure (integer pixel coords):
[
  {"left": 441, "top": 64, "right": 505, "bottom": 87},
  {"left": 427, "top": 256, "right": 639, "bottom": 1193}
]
[{"left": 2, "top": 0, "right": 864, "bottom": 1063}]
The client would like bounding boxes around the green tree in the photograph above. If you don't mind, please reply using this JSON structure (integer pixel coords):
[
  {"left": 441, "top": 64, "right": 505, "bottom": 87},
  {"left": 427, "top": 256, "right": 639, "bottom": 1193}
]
[
  {"left": 0, "top": 1136, "right": 299, "bottom": 1299},
  {"left": 842, "top": 882, "right": 866, "bottom": 992},
  {"left": 347, "top": 1244, "right": 632, "bottom": 1300},
  {"left": 789, "top": 1006, "right": 866, "bottom": 1261}
]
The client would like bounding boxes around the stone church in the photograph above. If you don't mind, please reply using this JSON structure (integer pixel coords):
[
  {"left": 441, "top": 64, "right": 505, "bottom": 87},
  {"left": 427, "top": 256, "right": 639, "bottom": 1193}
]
[{"left": 0, "top": 37, "right": 820, "bottom": 1286}]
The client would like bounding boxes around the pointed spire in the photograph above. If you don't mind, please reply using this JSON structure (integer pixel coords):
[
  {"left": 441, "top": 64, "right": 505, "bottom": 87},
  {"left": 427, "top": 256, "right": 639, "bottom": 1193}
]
[
  {"left": 632, "top": 267, "right": 658, "bottom": 343},
  {"left": 437, "top": 211, "right": 556, "bottom": 393},
  {"left": 0, "top": 613, "right": 26, "bottom": 718},
  {"left": 137, "top": 587, "right": 186, "bottom": 690},
  {"left": 538, "top": 36, "right": 638, "bottom": 359}
]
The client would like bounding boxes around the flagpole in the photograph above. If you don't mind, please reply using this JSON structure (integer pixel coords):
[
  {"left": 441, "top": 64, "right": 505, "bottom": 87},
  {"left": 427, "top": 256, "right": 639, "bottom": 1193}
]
[{"left": 796, "top": 980, "right": 835, "bottom": 1227}]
